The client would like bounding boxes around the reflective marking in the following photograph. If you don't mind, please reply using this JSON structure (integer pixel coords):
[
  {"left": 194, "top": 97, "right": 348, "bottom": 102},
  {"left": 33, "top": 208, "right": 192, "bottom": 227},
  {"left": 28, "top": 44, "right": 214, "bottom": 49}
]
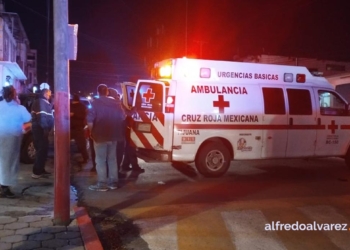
[
  {"left": 134, "top": 216, "right": 178, "bottom": 250},
  {"left": 222, "top": 210, "right": 287, "bottom": 250},
  {"left": 133, "top": 111, "right": 164, "bottom": 150},
  {"left": 299, "top": 205, "right": 349, "bottom": 250}
]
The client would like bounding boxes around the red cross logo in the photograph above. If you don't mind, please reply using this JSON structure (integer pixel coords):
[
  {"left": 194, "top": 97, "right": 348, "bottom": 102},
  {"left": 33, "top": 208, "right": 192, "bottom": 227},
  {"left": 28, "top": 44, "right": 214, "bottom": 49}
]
[
  {"left": 328, "top": 120, "right": 338, "bottom": 134},
  {"left": 130, "top": 89, "right": 135, "bottom": 99},
  {"left": 213, "top": 95, "right": 230, "bottom": 114},
  {"left": 142, "top": 88, "right": 155, "bottom": 103}
]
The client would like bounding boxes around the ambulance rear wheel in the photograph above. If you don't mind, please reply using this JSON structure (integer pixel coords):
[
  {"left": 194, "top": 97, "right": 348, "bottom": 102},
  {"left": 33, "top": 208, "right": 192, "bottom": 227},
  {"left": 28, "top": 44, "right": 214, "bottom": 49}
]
[{"left": 196, "top": 142, "right": 230, "bottom": 177}]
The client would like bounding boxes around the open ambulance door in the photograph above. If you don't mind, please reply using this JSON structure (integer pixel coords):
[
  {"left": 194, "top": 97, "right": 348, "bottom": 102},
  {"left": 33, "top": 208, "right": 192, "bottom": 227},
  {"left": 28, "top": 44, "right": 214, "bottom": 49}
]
[
  {"left": 128, "top": 80, "right": 174, "bottom": 162},
  {"left": 120, "top": 82, "right": 136, "bottom": 110}
]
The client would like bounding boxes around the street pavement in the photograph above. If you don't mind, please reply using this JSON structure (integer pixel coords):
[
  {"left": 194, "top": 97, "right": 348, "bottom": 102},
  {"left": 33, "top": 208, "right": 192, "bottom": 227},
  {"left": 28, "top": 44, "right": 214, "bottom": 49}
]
[{"left": 0, "top": 157, "right": 102, "bottom": 250}]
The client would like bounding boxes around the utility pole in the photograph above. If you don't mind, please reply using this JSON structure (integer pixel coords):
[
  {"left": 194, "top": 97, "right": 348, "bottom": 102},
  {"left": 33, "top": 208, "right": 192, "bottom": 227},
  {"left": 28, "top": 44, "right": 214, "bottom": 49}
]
[{"left": 53, "top": 0, "right": 70, "bottom": 225}]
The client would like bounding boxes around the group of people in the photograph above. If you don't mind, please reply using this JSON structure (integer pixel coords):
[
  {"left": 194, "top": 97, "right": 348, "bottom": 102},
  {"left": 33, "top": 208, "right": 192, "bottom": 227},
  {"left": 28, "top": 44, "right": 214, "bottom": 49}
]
[
  {"left": 0, "top": 82, "right": 143, "bottom": 198},
  {"left": 86, "top": 84, "right": 144, "bottom": 192}
]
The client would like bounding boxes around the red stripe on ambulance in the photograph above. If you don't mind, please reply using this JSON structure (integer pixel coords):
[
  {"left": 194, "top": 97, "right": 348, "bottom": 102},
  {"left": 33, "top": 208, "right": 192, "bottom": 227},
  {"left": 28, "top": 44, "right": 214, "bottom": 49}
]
[
  {"left": 134, "top": 111, "right": 164, "bottom": 149},
  {"left": 133, "top": 128, "right": 153, "bottom": 149},
  {"left": 175, "top": 124, "right": 327, "bottom": 130}
]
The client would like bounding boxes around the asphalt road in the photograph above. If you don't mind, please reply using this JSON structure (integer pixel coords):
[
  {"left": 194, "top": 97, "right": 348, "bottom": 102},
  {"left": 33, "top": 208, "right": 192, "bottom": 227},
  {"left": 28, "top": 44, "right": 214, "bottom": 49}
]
[{"left": 72, "top": 157, "right": 350, "bottom": 250}]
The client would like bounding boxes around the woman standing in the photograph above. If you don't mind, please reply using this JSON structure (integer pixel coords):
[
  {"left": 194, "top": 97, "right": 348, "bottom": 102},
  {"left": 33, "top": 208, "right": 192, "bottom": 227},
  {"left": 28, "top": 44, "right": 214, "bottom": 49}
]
[{"left": 0, "top": 85, "right": 31, "bottom": 198}]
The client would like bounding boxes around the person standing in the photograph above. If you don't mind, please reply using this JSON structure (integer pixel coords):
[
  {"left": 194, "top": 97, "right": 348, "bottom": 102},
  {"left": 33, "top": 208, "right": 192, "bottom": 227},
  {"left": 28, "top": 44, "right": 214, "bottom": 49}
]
[
  {"left": 70, "top": 94, "right": 89, "bottom": 163},
  {"left": 119, "top": 100, "right": 144, "bottom": 174},
  {"left": 31, "top": 88, "right": 54, "bottom": 179},
  {"left": 0, "top": 86, "right": 31, "bottom": 198},
  {"left": 87, "top": 84, "right": 125, "bottom": 191},
  {"left": 108, "top": 88, "right": 124, "bottom": 170}
]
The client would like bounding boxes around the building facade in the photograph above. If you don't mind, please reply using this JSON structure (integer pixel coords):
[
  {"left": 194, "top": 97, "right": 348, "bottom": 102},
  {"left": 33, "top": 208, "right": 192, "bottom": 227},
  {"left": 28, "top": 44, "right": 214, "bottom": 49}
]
[
  {"left": 244, "top": 54, "right": 350, "bottom": 102},
  {"left": 243, "top": 54, "right": 350, "bottom": 77},
  {"left": 0, "top": 1, "right": 37, "bottom": 94}
]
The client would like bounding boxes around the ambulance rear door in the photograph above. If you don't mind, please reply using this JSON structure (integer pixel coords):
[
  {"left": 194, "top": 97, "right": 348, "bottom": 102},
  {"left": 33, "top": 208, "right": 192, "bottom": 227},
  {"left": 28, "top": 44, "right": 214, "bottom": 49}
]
[
  {"left": 131, "top": 80, "right": 173, "bottom": 155},
  {"left": 120, "top": 82, "right": 136, "bottom": 110}
]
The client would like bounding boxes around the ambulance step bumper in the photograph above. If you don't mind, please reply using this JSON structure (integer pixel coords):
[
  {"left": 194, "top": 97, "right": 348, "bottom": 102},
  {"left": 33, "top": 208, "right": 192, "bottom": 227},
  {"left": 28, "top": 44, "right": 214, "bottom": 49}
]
[{"left": 136, "top": 148, "right": 172, "bottom": 162}]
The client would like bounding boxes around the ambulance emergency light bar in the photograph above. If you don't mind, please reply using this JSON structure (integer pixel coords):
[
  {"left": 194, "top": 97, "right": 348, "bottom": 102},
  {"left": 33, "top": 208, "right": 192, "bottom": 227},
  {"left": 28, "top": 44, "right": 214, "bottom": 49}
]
[
  {"left": 154, "top": 59, "right": 307, "bottom": 83},
  {"left": 153, "top": 63, "right": 172, "bottom": 79},
  {"left": 284, "top": 73, "right": 306, "bottom": 83}
]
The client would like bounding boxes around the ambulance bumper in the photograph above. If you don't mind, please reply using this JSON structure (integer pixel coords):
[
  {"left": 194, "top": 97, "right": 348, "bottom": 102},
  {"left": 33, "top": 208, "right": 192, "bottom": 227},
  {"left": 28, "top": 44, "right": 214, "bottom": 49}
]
[{"left": 136, "top": 148, "right": 172, "bottom": 162}]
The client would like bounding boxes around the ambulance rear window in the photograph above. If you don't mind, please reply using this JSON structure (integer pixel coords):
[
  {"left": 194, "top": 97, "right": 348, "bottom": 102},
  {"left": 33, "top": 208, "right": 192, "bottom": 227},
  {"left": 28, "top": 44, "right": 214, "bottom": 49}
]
[
  {"left": 135, "top": 82, "right": 163, "bottom": 113},
  {"left": 125, "top": 85, "right": 135, "bottom": 107}
]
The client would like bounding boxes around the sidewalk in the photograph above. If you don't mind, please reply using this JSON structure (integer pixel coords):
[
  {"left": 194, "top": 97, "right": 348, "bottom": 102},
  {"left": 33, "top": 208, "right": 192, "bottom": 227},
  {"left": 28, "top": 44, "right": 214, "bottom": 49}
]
[{"left": 0, "top": 157, "right": 102, "bottom": 250}]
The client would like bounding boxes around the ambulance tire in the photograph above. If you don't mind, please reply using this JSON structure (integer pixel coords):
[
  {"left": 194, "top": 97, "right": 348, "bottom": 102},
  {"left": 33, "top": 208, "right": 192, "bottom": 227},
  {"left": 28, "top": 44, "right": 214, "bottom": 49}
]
[{"left": 195, "top": 142, "right": 230, "bottom": 178}]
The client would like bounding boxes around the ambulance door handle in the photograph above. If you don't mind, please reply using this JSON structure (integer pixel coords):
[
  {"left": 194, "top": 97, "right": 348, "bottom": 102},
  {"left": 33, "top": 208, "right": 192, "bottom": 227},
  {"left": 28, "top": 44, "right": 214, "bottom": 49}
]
[
  {"left": 317, "top": 118, "right": 321, "bottom": 125},
  {"left": 267, "top": 136, "right": 272, "bottom": 139},
  {"left": 289, "top": 118, "right": 293, "bottom": 125},
  {"left": 256, "top": 136, "right": 261, "bottom": 140}
]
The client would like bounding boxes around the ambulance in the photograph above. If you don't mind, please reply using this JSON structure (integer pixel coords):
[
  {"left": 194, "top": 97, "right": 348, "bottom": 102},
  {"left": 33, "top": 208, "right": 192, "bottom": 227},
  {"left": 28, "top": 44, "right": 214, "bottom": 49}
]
[{"left": 121, "top": 58, "right": 350, "bottom": 177}]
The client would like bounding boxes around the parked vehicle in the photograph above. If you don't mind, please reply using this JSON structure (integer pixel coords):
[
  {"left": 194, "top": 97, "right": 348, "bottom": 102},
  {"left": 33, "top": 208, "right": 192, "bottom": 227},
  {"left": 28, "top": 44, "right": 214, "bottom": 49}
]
[
  {"left": 122, "top": 58, "right": 350, "bottom": 177},
  {"left": 19, "top": 93, "right": 40, "bottom": 164},
  {"left": 19, "top": 93, "right": 91, "bottom": 164}
]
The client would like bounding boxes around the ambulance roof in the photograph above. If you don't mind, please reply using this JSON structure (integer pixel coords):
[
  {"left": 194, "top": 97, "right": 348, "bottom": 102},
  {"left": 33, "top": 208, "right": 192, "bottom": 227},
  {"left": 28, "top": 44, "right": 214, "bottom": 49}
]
[{"left": 155, "top": 58, "right": 333, "bottom": 89}]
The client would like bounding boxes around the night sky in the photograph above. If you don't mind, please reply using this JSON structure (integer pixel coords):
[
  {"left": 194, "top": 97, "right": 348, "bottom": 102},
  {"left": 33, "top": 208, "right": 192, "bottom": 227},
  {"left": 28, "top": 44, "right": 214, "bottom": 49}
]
[{"left": 3, "top": 0, "right": 350, "bottom": 94}]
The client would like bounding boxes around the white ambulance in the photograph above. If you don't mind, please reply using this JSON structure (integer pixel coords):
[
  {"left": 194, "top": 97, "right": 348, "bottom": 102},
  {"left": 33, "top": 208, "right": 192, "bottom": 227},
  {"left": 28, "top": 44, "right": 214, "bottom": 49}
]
[{"left": 121, "top": 58, "right": 350, "bottom": 177}]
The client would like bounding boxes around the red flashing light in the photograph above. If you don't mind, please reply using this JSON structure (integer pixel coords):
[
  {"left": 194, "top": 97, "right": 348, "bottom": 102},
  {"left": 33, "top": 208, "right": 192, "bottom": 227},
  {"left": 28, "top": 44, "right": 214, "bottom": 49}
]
[{"left": 296, "top": 74, "right": 306, "bottom": 83}]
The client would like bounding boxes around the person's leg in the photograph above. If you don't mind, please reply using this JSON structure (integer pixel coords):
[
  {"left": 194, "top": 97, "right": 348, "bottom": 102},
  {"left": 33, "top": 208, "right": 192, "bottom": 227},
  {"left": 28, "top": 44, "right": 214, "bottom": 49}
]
[
  {"left": 93, "top": 141, "right": 108, "bottom": 186},
  {"left": 120, "top": 139, "right": 131, "bottom": 171},
  {"left": 126, "top": 140, "right": 143, "bottom": 172},
  {"left": 32, "top": 127, "right": 49, "bottom": 176},
  {"left": 0, "top": 185, "right": 15, "bottom": 198},
  {"left": 129, "top": 146, "right": 139, "bottom": 168},
  {"left": 74, "top": 129, "right": 89, "bottom": 162},
  {"left": 89, "top": 137, "right": 96, "bottom": 170},
  {"left": 116, "top": 140, "right": 124, "bottom": 169},
  {"left": 0, "top": 135, "right": 20, "bottom": 198},
  {"left": 107, "top": 141, "right": 118, "bottom": 187}
]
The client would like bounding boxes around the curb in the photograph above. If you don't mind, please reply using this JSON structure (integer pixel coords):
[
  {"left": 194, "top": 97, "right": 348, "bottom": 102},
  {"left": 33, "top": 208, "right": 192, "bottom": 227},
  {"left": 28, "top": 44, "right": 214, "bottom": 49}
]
[{"left": 74, "top": 206, "right": 103, "bottom": 250}]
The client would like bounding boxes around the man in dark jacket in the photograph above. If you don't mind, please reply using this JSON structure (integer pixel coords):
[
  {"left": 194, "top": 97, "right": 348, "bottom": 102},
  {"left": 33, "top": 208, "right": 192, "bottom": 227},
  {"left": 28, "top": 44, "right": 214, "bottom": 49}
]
[
  {"left": 119, "top": 102, "right": 144, "bottom": 174},
  {"left": 31, "top": 88, "right": 54, "bottom": 179},
  {"left": 70, "top": 94, "right": 89, "bottom": 163},
  {"left": 87, "top": 84, "right": 125, "bottom": 191}
]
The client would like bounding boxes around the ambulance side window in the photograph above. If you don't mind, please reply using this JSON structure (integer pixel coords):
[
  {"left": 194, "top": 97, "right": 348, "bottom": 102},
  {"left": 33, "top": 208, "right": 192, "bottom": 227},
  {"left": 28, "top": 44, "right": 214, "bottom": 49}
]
[
  {"left": 262, "top": 87, "right": 286, "bottom": 114},
  {"left": 287, "top": 89, "right": 312, "bottom": 115},
  {"left": 319, "top": 90, "right": 348, "bottom": 116}
]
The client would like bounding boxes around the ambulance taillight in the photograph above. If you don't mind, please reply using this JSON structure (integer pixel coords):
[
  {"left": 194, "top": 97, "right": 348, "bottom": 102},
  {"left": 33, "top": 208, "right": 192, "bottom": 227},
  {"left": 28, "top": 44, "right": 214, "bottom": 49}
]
[{"left": 165, "top": 96, "right": 175, "bottom": 113}]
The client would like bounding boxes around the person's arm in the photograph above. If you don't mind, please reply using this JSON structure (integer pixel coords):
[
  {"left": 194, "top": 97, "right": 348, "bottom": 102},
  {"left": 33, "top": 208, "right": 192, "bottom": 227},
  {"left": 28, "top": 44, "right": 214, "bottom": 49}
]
[{"left": 86, "top": 103, "right": 96, "bottom": 138}]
